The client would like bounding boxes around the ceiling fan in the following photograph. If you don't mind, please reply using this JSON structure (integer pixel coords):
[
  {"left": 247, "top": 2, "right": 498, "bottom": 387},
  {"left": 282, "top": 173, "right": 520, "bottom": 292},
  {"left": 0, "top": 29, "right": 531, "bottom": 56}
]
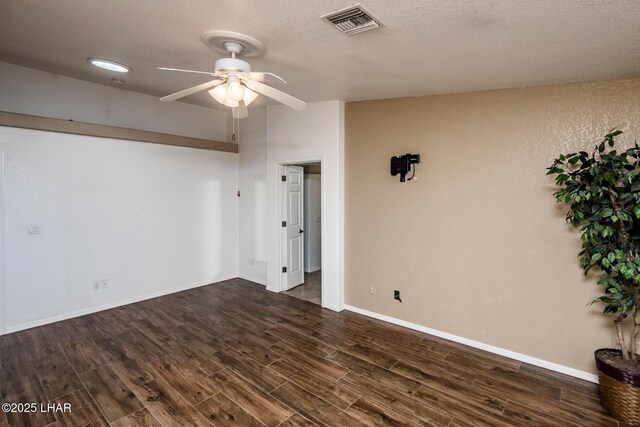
[{"left": 158, "top": 32, "right": 306, "bottom": 119}]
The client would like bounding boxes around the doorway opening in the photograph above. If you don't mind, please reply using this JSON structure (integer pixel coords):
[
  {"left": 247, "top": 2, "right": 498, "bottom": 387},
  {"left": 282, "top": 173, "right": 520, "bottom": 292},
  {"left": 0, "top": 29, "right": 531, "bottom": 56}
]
[{"left": 281, "top": 162, "right": 322, "bottom": 305}]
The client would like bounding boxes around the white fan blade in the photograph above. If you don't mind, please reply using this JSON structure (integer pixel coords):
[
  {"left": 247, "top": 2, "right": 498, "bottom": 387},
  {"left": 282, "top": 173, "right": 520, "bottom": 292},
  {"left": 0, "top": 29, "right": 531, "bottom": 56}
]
[
  {"left": 158, "top": 67, "right": 218, "bottom": 76},
  {"left": 160, "top": 79, "right": 224, "bottom": 102},
  {"left": 239, "top": 72, "right": 286, "bottom": 84},
  {"left": 232, "top": 101, "right": 249, "bottom": 119},
  {"left": 242, "top": 79, "right": 306, "bottom": 111}
]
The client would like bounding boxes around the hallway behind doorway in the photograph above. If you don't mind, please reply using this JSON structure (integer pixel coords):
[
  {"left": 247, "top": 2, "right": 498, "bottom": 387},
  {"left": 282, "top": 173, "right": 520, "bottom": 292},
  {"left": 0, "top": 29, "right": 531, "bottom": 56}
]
[{"left": 283, "top": 270, "right": 321, "bottom": 305}]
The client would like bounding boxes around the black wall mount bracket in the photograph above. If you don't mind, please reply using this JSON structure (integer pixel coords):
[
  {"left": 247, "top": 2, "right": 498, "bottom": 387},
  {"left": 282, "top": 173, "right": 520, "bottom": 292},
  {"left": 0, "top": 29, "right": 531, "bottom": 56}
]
[{"left": 390, "top": 153, "right": 420, "bottom": 182}]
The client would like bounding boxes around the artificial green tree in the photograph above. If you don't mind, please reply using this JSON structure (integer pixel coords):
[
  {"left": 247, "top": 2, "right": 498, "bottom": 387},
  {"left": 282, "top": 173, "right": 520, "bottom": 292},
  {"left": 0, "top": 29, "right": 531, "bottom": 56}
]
[{"left": 548, "top": 130, "right": 640, "bottom": 363}]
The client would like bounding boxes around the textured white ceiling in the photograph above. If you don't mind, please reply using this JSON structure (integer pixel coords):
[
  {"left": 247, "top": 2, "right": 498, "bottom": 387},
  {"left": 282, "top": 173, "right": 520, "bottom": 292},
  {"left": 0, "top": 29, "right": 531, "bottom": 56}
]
[{"left": 1, "top": 0, "right": 639, "bottom": 110}]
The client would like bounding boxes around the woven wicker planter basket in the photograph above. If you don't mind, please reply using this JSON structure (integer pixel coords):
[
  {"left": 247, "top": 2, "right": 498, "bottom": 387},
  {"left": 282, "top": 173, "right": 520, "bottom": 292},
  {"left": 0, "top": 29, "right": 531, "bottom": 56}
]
[{"left": 595, "top": 349, "right": 640, "bottom": 426}]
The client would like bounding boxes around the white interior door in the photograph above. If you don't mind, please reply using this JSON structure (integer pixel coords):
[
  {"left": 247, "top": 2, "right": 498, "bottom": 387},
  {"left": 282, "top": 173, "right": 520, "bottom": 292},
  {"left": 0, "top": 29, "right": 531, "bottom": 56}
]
[{"left": 283, "top": 165, "right": 304, "bottom": 290}]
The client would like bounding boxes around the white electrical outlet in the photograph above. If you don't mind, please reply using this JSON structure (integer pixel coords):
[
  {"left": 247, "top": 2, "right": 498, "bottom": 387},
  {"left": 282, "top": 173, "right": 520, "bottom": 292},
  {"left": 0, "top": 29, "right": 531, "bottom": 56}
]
[
  {"left": 101, "top": 279, "right": 109, "bottom": 289},
  {"left": 370, "top": 284, "right": 376, "bottom": 295},
  {"left": 92, "top": 281, "right": 100, "bottom": 291}
]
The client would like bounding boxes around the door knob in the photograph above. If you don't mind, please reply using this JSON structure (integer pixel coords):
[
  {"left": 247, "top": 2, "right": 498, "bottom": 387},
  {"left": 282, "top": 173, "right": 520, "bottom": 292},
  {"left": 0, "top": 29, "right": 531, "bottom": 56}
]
[{"left": 299, "top": 229, "right": 304, "bottom": 233}]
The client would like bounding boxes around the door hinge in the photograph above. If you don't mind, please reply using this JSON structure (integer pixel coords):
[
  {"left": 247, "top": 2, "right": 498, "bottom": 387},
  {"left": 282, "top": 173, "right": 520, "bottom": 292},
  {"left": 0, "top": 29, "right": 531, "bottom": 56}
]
[
  {"left": 282, "top": 266, "right": 287, "bottom": 273},
  {"left": 282, "top": 175, "right": 287, "bottom": 181},
  {"left": 282, "top": 221, "right": 287, "bottom": 227}
]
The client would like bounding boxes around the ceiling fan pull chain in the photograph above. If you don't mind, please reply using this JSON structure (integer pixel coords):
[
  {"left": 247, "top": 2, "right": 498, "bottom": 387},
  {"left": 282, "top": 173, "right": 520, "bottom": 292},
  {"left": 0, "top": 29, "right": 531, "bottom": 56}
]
[
  {"left": 232, "top": 116, "right": 236, "bottom": 141},
  {"left": 231, "top": 115, "right": 240, "bottom": 143}
]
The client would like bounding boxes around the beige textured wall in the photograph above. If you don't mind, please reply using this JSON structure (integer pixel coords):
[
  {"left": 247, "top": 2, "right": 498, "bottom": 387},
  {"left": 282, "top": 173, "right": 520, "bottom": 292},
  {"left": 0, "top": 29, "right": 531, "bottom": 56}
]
[{"left": 345, "top": 78, "right": 640, "bottom": 374}]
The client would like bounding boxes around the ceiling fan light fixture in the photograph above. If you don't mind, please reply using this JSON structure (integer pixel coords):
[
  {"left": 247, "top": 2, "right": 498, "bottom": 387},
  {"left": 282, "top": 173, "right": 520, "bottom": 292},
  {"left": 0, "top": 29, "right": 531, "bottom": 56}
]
[
  {"left": 243, "top": 88, "right": 258, "bottom": 106},
  {"left": 209, "top": 83, "right": 240, "bottom": 107},
  {"left": 88, "top": 58, "right": 131, "bottom": 73},
  {"left": 222, "top": 98, "right": 240, "bottom": 108},
  {"left": 226, "top": 78, "right": 245, "bottom": 102},
  {"left": 209, "top": 84, "right": 227, "bottom": 104},
  {"left": 209, "top": 79, "right": 256, "bottom": 108}
]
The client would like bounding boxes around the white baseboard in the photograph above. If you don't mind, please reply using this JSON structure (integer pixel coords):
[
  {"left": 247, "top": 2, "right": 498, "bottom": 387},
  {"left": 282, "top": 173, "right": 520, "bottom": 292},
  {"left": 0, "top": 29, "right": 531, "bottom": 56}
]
[
  {"left": 322, "top": 302, "right": 343, "bottom": 312},
  {"left": 344, "top": 305, "right": 598, "bottom": 384},
  {"left": 304, "top": 266, "right": 321, "bottom": 273},
  {"left": 4, "top": 274, "right": 237, "bottom": 334},
  {"left": 238, "top": 274, "right": 267, "bottom": 286}
]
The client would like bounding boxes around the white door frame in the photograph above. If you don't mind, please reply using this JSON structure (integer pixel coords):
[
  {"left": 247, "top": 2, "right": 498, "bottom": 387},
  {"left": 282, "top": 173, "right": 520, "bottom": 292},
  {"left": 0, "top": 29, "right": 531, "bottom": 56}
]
[
  {"left": 275, "top": 157, "right": 326, "bottom": 306},
  {"left": 0, "top": 148, "right": 5, "bottom": 335}
]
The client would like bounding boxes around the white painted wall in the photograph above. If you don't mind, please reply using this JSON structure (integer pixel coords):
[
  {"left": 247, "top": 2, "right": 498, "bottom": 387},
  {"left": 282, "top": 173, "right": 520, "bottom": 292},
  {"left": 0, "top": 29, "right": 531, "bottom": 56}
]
[
  {"left": 238, "top": 109, "right": 267, "bottom": 284},
  {"left": 266, "top": 101, "right": 345, "bottom": 311},
  {"left": 1, "top": 126, "right": 238, "bottom": 330},
  {"left": 304, "top": 174, "right": 321, "bottom": 273},
  {"left": 0, "top": 62, "right": 228, "bottom": 141},
  {"left": 0, "top": 62, "right": 238, "bottom": 332}
]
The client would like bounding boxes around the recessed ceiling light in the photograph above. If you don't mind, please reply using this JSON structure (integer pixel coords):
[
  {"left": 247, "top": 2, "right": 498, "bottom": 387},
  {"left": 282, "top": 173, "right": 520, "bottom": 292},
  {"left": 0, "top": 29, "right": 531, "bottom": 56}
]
[{"left": 87, "top": 58, "right": 131, "bottom": 73}]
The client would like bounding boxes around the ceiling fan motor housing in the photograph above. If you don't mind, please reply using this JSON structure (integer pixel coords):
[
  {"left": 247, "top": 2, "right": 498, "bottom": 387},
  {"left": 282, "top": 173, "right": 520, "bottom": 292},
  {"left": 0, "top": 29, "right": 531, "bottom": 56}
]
[{"left": 215, "top": 57, "right": 251, "bottom": 74}]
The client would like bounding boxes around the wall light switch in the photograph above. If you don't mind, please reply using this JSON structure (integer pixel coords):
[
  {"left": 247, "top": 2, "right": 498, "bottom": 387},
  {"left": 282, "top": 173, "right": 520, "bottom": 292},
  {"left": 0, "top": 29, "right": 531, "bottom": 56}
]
[
  {"left": 27, "top": 225, "right": 41, "bottom": 235},
  {"left": 101, "top": 279, "right": 109, "bottom": 289},
  {"left": 315, "top": 217, "right": 321, "bottom": 223},
  {"left": 92, "top": 281, "right": 100, "bottom": 291}
]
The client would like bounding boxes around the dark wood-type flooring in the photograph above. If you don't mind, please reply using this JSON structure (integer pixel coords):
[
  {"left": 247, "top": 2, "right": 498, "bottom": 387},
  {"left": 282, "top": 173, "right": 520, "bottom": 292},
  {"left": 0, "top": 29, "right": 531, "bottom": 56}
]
[{"left": 0, "top": 278, "right": 620, "bottom": 426}]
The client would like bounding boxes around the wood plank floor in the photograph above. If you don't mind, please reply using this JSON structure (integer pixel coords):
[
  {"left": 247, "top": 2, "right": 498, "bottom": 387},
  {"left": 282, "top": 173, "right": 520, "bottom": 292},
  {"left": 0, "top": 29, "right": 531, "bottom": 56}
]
[{"left": 0, "top": 278, "right": 620, "bottom": 426}]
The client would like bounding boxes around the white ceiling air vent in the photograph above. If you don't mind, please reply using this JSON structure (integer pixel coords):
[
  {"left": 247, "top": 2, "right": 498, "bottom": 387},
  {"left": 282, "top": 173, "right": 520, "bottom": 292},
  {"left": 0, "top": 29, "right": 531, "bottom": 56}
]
[{"left": 322, "top": 4, "right": 383, "bottom": 35}]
